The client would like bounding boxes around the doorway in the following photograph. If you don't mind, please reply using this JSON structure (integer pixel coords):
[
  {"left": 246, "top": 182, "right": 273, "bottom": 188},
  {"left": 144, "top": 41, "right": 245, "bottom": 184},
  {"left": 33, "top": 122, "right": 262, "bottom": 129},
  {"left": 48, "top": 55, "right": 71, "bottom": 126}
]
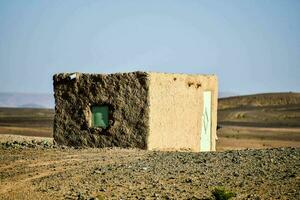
[{"left": 200, "top": 91, "right": 212, "bottom": 151}]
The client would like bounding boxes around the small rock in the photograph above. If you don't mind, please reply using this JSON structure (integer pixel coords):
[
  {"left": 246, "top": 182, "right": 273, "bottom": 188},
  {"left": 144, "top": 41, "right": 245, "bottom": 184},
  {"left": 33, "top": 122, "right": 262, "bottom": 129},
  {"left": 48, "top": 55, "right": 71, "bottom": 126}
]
[
  {"left": 233, "top": 171, "right": 239, "bottom": 177},
  {"left": 185, "top": 178, "right": 193, "bottom": 183},
  {"left": 93, "top": 170, "right": 102, "bottom": 174},
  {"left": 77, "top": 192, "right": 85, "bottom": 200}
]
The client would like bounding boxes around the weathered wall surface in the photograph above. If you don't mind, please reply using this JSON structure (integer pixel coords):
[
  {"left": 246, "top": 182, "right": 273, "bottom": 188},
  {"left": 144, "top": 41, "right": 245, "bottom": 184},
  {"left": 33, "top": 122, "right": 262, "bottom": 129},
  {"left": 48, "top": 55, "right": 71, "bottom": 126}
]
[
  {"left": 148, "top": 73, "right": 218, "bottom": 152},
  {"left": 53, "top": 72, "right": 149, "bottom": 148}
]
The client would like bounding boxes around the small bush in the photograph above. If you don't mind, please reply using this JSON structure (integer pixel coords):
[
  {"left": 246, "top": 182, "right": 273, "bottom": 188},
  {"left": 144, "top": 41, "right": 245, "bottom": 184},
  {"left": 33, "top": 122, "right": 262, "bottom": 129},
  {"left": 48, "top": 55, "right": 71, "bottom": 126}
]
[{"left": 212, "top": 187, "right": 236, "bottom": 200}]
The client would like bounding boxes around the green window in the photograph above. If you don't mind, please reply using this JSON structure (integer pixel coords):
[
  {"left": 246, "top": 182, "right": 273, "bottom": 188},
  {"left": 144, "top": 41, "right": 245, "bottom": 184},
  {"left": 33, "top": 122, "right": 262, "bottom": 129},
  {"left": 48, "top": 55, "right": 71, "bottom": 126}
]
[{"left": 91, "top": 106, "right": 109, "bottom": 128}]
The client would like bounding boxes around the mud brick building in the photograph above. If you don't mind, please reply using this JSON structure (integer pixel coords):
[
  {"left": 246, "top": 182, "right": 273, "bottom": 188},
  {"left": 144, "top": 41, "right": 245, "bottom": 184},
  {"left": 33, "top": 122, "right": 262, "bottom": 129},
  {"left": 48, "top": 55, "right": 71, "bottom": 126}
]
[{"left": 53, "top": 72, "right": 218, "bottom": 152}]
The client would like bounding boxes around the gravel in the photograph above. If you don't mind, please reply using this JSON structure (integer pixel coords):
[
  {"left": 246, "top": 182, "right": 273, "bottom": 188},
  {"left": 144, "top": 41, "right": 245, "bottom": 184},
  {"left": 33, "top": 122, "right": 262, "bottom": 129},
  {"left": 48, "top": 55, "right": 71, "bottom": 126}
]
[{"left": 0, "top": 145, "right": 299, "bottom": 200}]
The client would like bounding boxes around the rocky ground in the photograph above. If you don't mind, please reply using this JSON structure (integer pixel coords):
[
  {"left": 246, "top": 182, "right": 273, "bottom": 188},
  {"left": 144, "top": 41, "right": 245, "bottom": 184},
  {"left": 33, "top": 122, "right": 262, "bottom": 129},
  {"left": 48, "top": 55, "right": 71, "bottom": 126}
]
[{"left": 0, "top": 141, "right": 299, "bottom": 200}]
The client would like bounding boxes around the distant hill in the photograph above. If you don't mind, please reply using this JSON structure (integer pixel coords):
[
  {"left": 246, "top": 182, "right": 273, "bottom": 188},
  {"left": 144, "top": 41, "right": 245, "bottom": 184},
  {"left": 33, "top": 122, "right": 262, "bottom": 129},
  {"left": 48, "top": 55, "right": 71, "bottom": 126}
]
[
  {"left": 0, "top": 92, "right": 54, "bottom": 108},
  {"left": 218, "top": 92, "right": 300, "bottom": 110},
  {"left": 218, "top": 92, "right": 300, "bottom": 127},
  {"left": 218, "top": 92, "right": 239, "bottom": 98}
]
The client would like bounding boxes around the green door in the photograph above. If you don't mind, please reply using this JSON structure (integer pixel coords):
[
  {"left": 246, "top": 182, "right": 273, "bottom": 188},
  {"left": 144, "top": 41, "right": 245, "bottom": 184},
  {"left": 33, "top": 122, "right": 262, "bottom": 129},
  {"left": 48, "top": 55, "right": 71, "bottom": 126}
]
[
  {"left": 200, "top": 91, "right": 211, "bottom": 151},
  {"left": 92, "top": 106, "right": 109, "bottom": 128}
]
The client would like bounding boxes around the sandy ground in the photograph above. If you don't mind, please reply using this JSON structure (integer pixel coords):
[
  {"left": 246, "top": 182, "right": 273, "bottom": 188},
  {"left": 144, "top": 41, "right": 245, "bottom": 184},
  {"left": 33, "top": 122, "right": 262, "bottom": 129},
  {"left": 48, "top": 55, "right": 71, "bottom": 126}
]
[
  {"left": 217, "top": 126, "right": 300, "bottom": 151},
  {"left": 0, "top": 134, "right": 53, "bottom": 144},
  {"left": 0, "top": 126, "right": 52, "bottom": 137},
  {"left": 0, "top": 145, "right": 299, "bottom": 200}
]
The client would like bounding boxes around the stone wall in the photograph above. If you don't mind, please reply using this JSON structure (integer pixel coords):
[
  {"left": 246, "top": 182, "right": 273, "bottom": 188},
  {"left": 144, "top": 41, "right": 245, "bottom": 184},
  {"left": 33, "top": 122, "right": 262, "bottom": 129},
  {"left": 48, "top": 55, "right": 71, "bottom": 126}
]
[{"left": 53, "top": 72, "right": 149, "bottom": 148}]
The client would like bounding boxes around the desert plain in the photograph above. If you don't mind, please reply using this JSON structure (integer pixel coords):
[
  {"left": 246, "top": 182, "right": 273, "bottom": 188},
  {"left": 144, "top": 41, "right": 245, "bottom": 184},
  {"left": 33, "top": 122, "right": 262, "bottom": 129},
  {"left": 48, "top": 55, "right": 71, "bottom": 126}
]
[{"left": 0, "top": 93, "right": 299, "bottom": 199}]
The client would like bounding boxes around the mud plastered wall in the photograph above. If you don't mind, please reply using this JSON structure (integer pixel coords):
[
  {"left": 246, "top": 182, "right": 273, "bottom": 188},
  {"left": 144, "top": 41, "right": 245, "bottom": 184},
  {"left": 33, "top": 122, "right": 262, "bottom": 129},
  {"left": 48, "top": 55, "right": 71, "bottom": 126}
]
[
  {"left": 148, "top": 73, "right": 218, "bottom": 152},
  {"left": 53, "top": 72, "right": 149, "bottom": 148}
]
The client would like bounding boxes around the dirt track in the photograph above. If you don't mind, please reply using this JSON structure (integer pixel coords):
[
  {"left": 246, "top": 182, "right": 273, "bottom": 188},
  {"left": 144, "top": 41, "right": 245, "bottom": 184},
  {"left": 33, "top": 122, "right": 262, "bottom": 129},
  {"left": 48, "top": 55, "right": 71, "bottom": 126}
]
[{"left": 0, "top": 145, "right": 299, "bottom": 200}]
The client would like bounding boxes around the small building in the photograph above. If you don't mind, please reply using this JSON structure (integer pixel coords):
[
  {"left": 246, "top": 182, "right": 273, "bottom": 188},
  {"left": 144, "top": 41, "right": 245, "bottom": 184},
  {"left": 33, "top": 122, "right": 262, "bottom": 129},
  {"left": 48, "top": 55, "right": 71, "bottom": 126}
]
[{"left": 53, "top": 72, "right": 218, "bottom": 152}]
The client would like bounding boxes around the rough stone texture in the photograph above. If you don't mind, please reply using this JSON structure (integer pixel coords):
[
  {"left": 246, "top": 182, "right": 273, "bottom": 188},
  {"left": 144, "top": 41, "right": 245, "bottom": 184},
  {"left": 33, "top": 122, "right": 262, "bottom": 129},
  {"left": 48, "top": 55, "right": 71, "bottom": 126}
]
[
  {"left": 148, "top": 73, "right": 218, "bottom": 152},
  {"left": 53, "top": 72, "right": 149, "bottom": 148}
]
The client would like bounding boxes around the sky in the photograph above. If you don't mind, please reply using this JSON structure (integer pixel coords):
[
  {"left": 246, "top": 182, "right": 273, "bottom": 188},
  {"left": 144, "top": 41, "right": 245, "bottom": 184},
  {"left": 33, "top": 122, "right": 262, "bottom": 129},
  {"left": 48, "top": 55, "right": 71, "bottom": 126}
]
[{"left": 0, "top": 0, "right": 299, "bottom": 95}]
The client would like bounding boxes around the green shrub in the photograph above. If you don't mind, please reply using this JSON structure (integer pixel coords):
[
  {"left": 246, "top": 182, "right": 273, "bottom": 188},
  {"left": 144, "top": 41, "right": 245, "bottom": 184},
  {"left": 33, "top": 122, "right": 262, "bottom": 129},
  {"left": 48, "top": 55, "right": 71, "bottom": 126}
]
[{"left": 212, "top": 187, "right": 236, "bottom": 200}]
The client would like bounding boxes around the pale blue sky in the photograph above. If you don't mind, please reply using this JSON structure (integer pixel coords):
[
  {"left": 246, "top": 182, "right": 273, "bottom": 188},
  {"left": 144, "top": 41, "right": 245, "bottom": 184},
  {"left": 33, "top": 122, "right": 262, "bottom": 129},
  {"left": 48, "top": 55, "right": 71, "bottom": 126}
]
[{"left": 0, "top": 0, "right": 299, "bottom": 94}]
